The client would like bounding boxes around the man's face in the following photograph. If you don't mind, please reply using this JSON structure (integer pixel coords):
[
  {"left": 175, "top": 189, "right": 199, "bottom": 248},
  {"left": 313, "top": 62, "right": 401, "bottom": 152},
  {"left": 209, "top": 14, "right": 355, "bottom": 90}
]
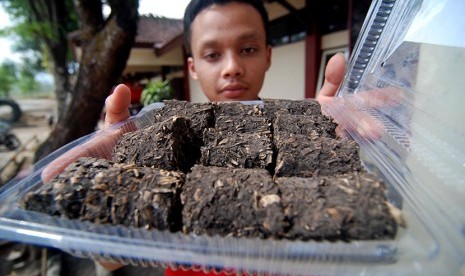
[{"left": 187, "top": 2, "right": 272, "bottom": 102}]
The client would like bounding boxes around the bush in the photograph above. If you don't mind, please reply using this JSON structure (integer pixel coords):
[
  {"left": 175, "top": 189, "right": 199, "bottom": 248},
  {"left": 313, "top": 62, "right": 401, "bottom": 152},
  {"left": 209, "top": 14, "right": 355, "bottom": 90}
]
[{"left": 140, "top": 80, "right": 173, "bottom": 106}]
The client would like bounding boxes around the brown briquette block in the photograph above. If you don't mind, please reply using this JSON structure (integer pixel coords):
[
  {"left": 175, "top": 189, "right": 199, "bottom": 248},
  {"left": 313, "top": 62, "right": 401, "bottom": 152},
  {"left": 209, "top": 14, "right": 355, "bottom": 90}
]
[
  {"left": 113, "top": 116, "right": 198, "bottom": 172},
  {"left": 263, "top": 98, "right": 323, "bottom": 121},
  {"left": 201, "top": 128, "right": 273, "bottom": 170},
  {"left": 181, "top": 165, "right": 287, "bottom": 238},
  {"left": 155, "top": 100, "right": 214, "bottom": 141},
  {"left": 272, "top": 112, "right": 337, "bottom": 144},
  {"left": 213, "top": 102, "right": 264, "bottom": 117},
  {"left": 276, "top": 172, "right": 398, "bottom": 240},
  {"left": 214, "top": 113, "right": 271, "bottom": 135},
  {"left": 24, "top": 157, "right": 185, "bottom": 231},
  {"left": 275, "top": 134, "right": 364, "bottom": 177}
]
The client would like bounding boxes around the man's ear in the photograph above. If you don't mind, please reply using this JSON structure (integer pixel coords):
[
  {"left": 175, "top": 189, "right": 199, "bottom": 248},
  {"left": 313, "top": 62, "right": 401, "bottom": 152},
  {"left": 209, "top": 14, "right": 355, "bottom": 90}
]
[
  {"left": 187, "top": 57, "right": 198, "bottom": 80},
  {"left": 266, "top": 45, "right": 272, "bottom": 71}
]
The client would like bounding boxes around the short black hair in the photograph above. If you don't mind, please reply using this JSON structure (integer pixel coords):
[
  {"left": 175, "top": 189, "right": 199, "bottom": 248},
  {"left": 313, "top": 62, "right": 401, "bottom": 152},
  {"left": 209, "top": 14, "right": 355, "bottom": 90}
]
[{"left": 183, "top": 0, "right": 270, "bottom": 55}]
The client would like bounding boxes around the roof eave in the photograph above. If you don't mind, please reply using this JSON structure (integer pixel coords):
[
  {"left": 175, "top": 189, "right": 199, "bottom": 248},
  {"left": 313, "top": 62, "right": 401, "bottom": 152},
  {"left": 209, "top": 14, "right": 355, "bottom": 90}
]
[{"left": 154, "top": 34, "right": 184, "bottom": 57}]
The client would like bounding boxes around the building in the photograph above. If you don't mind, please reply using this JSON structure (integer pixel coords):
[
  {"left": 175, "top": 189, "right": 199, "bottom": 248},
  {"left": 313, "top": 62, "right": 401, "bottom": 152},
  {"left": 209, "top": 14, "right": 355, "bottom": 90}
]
[{"left": 70, "top": 0, "right": 371, "bottom": 103}]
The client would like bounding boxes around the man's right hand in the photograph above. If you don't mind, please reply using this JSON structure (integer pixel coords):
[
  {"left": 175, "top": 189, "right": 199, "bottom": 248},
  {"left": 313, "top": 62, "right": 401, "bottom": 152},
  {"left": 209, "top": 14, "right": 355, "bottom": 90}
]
[
  {"left": 41, "top": 84, "right": 133, "bottom": 183},
  {"left": 104, "top": 84, "right": 132, "bottom": 127},
  {"left": 316, "top": 53, "right": 397, "bottom": 139},
  {"left": 316, "top": 52, "right": 346, "bottom": 105}
]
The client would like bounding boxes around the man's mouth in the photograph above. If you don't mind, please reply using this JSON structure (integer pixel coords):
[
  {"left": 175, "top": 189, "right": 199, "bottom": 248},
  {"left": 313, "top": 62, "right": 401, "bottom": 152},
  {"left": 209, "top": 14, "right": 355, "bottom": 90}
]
[{"left": 220, "top": 84, "right": 248, "bottom": 99}]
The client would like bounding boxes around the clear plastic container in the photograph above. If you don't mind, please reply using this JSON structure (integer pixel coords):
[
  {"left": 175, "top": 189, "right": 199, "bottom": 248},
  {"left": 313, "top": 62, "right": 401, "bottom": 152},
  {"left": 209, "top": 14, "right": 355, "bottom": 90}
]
[
  {"left": 1, "top": 0, "right": 464, "bottom": 274},
  {"left": 0, "top": 102, "right": 440, "bottom": 275},
  {"left": 324, "top": 0, "right": 465, "bottom": 273}
]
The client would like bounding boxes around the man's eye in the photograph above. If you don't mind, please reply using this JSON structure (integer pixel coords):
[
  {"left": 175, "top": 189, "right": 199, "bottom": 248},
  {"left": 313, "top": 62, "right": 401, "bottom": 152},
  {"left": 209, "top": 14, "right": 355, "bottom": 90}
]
[
  {"left": 241, "top": 47, "right": 257, "bottom": 54},
  {"left": 204, "top": 52, "right": 220, "bottom": 60}
]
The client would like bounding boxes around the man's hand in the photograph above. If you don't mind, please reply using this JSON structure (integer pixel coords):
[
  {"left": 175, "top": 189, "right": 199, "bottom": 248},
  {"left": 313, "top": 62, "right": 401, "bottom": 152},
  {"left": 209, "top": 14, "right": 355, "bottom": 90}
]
[
  {"left": 104, "top": 84, "right": 132, "bottom": 127},
  {"left": 41, "top": 84, "right": 134, "bottom": 271},
  {"left": 316, "top": 53, "right": 400, "bottom": 139},
  {"left": 41, "top": 84, "right": 133, "bottom": 183},
  {"left": 316, "top": 53, "right": 346, "bottom": 105},
  {"left": 315, "top": 53, "right": 355, "bottom": 138}
]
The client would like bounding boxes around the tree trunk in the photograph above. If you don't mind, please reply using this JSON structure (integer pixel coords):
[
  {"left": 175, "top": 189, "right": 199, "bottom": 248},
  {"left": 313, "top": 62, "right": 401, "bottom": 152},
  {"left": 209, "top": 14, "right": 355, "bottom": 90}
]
[
  {"left": 49, "top": 38, "right": 71, "bottom": 120},
  {"left": 26, "top": 0, "right": 73, "bottom": 119},
  {"left": 34, "top": 0, "right": 139, "bottom": 162}
]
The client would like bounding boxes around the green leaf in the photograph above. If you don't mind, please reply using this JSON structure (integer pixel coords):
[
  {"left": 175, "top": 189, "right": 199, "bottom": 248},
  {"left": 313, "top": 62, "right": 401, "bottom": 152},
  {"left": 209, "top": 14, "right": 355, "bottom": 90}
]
[{"left": 141, "top": 79, "right": 174, "bottom": 106}]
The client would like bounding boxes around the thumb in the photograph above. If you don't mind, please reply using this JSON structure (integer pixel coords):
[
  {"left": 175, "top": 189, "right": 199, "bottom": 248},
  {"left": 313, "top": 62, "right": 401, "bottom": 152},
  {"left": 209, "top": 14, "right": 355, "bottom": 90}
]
[
  {"left": 317, "top": 53, "right": 346, "bottom": 101},
  {"left": 104, "top": 84, "right": 131, "bottom": 127}
]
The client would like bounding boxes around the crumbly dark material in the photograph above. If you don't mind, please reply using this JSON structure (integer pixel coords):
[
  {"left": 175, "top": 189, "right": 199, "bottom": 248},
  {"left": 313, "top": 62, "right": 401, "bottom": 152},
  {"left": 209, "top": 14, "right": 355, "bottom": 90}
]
[
  {"left": 214, "top": 102, "right": 264, "bottom": 117},
  {"left": 24, "top": 99, "right": 400, "bottom": 242},
  {"left": 113, "top": 116, "right": 198, "bottom": 172},
  {"left": 155, "top": 100, "right": 214, "bottom": 141},
  {"left": 214, "top": 114, "right": 271, "bottom": 134},
  {"left": 273, "top": 112, "right": 337, "bottom": 143},
  {"left": 181, "top": 165, "right": 286, "bottom": 238},
  {"left": 276, "top": 173, "right": 397, "bottom": 240},
  {"left": 275, "top": 134, "right": 364, "bottom": 177},
  {"left": 201, "top": 129, "right": 273, "bottom": 169},
  {"left": 25, "top": 157, "right": 185, "bottom": 231},
  {"left": 25, "top": 157, "right": 114, "bottom": 219},
  {"left": 213, "top": 103, "right": 270, "bottom": 138},
  {"left": 200, "top": 102, "right": 273, "bottom": 169},
  {"left": 263, "top": 99, "right": 323, "bottom": 121}
]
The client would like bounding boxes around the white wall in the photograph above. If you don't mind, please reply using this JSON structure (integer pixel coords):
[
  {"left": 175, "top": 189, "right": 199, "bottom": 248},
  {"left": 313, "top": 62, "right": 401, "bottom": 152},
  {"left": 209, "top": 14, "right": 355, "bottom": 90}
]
[
  {"left": 189, "top": 41, "right": 306, "bottom": 103},
  {"left": 189, "top": 75, "right": 208, "bottom": 103},
  {"left": 321, "top": 30, "right": 348, "bottom": 49},
  {"left": 260, "top": 41, "right": 306, "bottom": 100}
]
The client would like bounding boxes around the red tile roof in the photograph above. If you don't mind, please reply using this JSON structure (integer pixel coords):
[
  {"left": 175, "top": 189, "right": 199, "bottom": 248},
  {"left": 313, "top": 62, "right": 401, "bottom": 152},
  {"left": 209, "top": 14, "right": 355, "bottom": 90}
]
[
  {"left": 135, "top": 15, "right": 183, "bottom": 49},
  {"left": 69, "top": 15, "right": 183, "bottom": 50}
]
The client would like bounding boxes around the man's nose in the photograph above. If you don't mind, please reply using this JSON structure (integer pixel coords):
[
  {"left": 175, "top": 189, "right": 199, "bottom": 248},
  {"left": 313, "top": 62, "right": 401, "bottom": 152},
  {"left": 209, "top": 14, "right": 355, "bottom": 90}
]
[{"left": 222, "top": 53, "right": 244, "bottom": 78}]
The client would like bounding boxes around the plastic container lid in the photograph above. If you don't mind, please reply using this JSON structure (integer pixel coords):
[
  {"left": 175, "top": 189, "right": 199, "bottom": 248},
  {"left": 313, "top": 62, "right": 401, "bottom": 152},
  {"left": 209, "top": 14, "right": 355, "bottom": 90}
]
[{"left": 324, "top": 0, "right": 465, "bottom": 273}]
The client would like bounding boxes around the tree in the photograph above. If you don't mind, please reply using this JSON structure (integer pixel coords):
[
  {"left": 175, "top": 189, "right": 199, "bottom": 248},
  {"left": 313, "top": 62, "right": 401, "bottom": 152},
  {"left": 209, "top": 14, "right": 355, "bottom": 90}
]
[
  {"left": 0, "top": 60, "right": 17, "bottom": 98},
  {"left": 17, "top": 57, "right": 39, "bottom": 95},
  {"left": 34, "top": 0, "right": 139, "bottom": 161},
  {"left": 1, "top": 0, "right": 79, "bottom": 119}
]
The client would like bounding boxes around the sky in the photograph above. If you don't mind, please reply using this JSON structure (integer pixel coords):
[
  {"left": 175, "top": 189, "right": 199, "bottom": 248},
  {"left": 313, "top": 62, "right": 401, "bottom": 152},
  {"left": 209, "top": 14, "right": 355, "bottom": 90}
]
[
  {"left": 0, "top": 0, "right": 190, "bottom": 63},
  {"left": 139, "top": 0, "right": 190, "bottom": 18},
  {"left": 0, "top": 7, "right": 23, "bottom": 63}
]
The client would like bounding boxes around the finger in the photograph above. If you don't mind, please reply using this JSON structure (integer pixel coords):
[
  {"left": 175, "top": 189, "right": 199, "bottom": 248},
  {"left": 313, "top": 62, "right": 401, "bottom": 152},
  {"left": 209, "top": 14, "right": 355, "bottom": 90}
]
[
  {"left": 327, "top": 96, "right": 384, "bottom": 139},
  {"left": 97, "top": 261, "right": 124, "bottom": 272},
  {"left": 357, "top": 86, "right": 403, "bottom": 108},
  {"left": 104, "top": 84, "right": 131, "bottom": 127},
  {"left": 335, "top": 125, "right": 350, "bottom": 139},
  {"left": 41, "top": 129, "right": 126, "bottom": 183},
  {"left": 335, "top": 115, "right": 383, "bottom": 139},
  {"left": 355, "top": 114, "right": 383, "bottom": 139},
  {"left": 40, "top": 146, "right": 90, "bottom": 183},
  {"left": 317, "top": 53, "right": 346, "bottom": 103}
]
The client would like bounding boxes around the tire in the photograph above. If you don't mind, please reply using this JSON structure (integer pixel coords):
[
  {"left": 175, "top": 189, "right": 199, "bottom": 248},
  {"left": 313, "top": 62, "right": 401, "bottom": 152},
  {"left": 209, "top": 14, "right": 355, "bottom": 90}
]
[
  {"left": 5, "top": 133, "right": 20, "bottom": 150},
  {"left": 0, "top": 99, "right": 22, "bottom": 123}
]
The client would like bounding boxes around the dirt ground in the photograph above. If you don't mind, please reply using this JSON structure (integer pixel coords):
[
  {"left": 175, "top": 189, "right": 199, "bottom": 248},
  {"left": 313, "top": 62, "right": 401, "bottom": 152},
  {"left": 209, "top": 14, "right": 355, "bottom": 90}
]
[
  {"left": 0, "top": 98, "right": 56, "bottom": 185},
  {"left": 10, "top": 98, "right": 56, "bottom": 141}
]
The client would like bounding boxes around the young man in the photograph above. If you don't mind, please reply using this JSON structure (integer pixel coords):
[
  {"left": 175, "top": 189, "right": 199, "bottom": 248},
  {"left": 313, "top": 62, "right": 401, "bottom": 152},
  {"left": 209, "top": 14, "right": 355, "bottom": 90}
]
[{"left": 105, "top": 0, "right": 345, "bottom": 126}]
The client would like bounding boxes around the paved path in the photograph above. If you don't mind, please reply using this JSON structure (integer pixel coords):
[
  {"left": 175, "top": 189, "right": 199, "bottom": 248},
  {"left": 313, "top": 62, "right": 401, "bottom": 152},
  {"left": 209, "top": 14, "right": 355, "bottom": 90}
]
[{"left": 11, "top": 98, "right": 56, "bottom": 141}]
